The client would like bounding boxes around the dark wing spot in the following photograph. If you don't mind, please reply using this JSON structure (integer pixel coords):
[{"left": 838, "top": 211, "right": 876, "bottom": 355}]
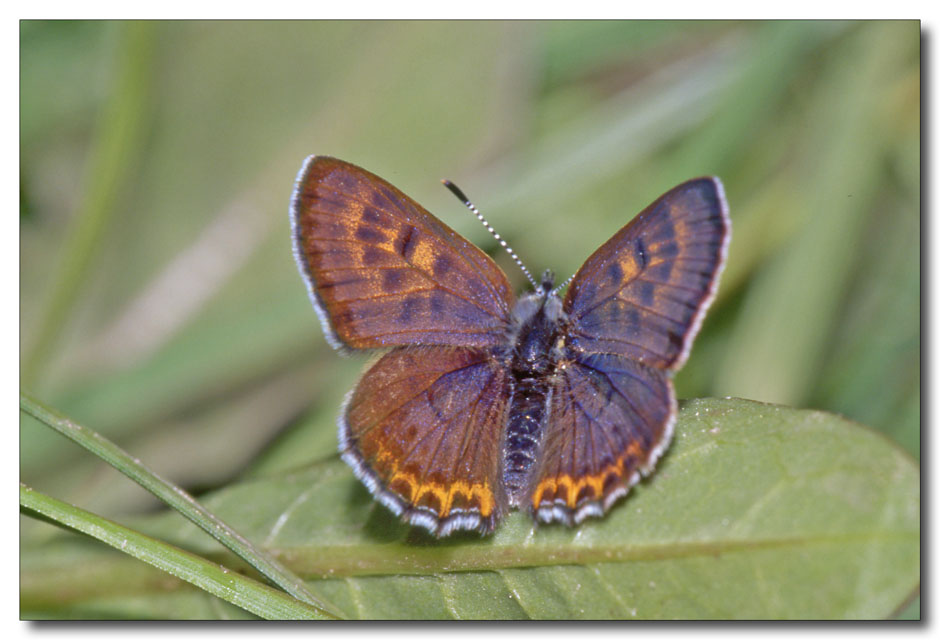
[
  {"left": 634, "top": 238, "right": 648, "bottom": 270},
  {"left": 397, "top": 226, "right": 420, "bottom": 261},
  {"left": 625, "top": 308, "right": 641, "bottom": 331},
  {"left": 658, "top": 241, "right": 679, "bottom": 259},
  {"left": 362, "top": 206, "right": 382, "bottom": 223},
  {"left": 390, "top": 476, "right": 414, "bottom": 501},
  {"left": 319, "top": 275, "right": 362, "bottom": 291},
  {"left": 606, "top": 261, "right": 624, "bottom": 285},
  {"left": 355, "top": 225, "right": 385, "bottom": 243},
  {"left": 383, "top": 268, "right": 404, "bottom": 290},
  {"left": 602, "top": 472, "right": 622, "bottom": 493},
  {"left": 575, "top": 484, "right": 596, "bottom": 504},
  {"left": 668, "top": 329, "right": 686, "bottom": 351},
  {"left": 433, "top": 254, "right": 453, "bottom": 276},
  {"left": 399, "top": 296, "right": 420, "bottom": 323},
  {"left": 419, "top": 489, "right": 444, "bottom": 513},
  {"left": 401, "top": 461, "right": 421, "bottom": 479}
]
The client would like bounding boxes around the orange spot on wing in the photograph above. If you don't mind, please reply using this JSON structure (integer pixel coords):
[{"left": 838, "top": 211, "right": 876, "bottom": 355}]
[
  {"left": 533, "top": 470, "right": 608, "bottom": 510},
  {"left": 532, "top": 439, "right": 645, "bottom": 510},
  {"left": 371, "top": 440, "right": 495, "bottom": 518}
]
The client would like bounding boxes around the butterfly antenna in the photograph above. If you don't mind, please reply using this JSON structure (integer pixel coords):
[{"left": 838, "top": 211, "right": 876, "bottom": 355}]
[
  {"left": 442, "top": 179, "right": 538, "bottom": 290},
  {"left": 551, "top": 272, "right": 576, "bottom": 296}
]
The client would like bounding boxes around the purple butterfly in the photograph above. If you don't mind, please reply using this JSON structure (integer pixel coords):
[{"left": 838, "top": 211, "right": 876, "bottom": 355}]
[{"left": 291, "top": 156, "right": 730, "bottom": 536}]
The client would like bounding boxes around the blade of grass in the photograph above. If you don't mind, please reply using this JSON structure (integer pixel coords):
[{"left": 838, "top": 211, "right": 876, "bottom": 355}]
[
  {"left": 712, "top": 22, "right": 914, "bottom": 405},
  {"left": 20, "top": 391, "right": 337, "bottom": 618},
  {"left": 23, "top": 21, "right": 153, "bottom": 386},
  {"left": 662, "top": 21, "right": 845, "bottom": 179},
  {"left": 478, "top": 31, "right": 743, "bottom": 219},
  {"left": 20, "top": 484, "right": 329, "bottom": 620}
]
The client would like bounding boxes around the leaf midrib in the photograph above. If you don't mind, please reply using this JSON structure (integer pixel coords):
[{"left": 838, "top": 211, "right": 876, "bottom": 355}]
[{"left": 270, "top": 529, "right": 918, "bottom": 578}]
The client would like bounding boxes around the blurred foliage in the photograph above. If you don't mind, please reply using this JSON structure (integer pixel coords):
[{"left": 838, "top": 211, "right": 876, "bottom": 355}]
[
  {"left": 21, "top": 398, "right": 920, "bottom": 619},
  {"left": 20, "top": 20, "right": 919, "bottom": 619}
]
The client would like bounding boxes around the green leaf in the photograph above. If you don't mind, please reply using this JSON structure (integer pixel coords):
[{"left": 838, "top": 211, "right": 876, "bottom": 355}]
[
  {"left": 20, "top": 485, "right": 327, "bottom": 620},
  {"left": 19, "top": 391, "right": 336, "bottom": 617},
  {"left": 24, "top": 398, "right": 919, "bottom": 619}
]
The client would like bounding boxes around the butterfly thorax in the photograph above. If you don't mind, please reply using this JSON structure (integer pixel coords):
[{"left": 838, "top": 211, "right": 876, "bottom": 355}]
[{"left": 502, "top": 280, "right": 568, "bottom": 506}]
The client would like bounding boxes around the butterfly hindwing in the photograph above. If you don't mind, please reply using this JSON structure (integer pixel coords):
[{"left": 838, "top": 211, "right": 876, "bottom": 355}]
[
  {"left": 531, "top": 353, "right": 675, "bottom": 524},
  {"left": 341, "top": 345, "right": 511, "bottom": 535},
  {"left": 291, "top": 156, "right": 515, "bottom": 351},
  {"left": 563, "top": 177, "right": 730, "bottom": 370}
]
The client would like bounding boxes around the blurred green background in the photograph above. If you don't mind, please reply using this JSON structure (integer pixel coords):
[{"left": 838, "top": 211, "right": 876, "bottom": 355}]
[{"left": 20, "top": 20, "right": 919, "bottom": 616}]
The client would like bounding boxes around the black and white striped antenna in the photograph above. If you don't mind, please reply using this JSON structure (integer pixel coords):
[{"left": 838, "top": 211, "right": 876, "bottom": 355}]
[
  {"left": 442, "top": 179, "right": 538, "bottom": 290},
  {"left": 551, "top": 272, "right": 576, "bottom": 296}
]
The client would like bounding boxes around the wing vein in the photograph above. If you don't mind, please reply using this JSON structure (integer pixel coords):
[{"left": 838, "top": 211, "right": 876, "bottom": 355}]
[
  {"left": 571, "top": 332, "right": 669, "bottom": 361},
  {"left": 352, "top": 357, "right": 486, "bottom": 438},
  {"left": 309, "top": 184, "right": 510, "bottom": 313},
  {"left": 304, "top": 239, "right": 508, "bottom": 322}
]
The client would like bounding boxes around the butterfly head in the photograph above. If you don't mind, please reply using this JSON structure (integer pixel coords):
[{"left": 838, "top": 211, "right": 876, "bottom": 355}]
[
  {"left": 512, "top": 269, "right": 560, "bottom": 318},
  {"left": 539, "top": 269, "right": 555, "bottom": 297},
  {"left": 505, "top": 267, "right": 567, "bottom": 372}
]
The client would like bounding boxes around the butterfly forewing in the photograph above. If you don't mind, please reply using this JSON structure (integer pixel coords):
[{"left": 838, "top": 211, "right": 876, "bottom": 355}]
[
  {"left": 341, "top": 345, "right": 510, "bottom": 535},
  {"left": 563, "top": 177, "right": 730, "bottom": 370},
  {"left": 531, "top": 354, "right": 675, "bottom": 523},
  {"left": 291, "top": 156, "right": 515, "bottom": 351}
]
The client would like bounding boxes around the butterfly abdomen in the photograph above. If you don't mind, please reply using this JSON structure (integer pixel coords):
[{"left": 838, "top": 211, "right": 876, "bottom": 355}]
[
  {"left": 502, "top": 290, "right": 566, "bottom": 506},
  {"left": 503, "top": 374, "right": 551, "bottom": 504}
]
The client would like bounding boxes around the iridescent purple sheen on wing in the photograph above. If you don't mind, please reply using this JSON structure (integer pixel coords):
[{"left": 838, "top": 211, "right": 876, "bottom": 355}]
[
  {"left": 563, "top": 177, "right": 730, "bottom": 370},
  {"left": 340, "top": 345, "right": 510, "bottom": 535},
  {"left": 531, "top": 353, "right": 675, "bottom": 524}
]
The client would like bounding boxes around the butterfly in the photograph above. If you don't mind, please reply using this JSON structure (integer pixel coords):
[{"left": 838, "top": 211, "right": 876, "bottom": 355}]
[{"left": 290, "top": 156, "right": 730, "bottom": 536}]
